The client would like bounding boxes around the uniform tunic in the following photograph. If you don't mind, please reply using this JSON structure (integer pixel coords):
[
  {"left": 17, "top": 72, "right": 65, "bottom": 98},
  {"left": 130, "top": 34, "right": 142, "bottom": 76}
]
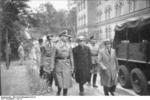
[
  {"left": 88, "top": 43, "right": 99, "bottom": 74},
  {"left": 42, "top": 43, "right": 55, "bottom": 73},
  {"left": 54, "top": 41, "right": 74, "bottom": 88}
]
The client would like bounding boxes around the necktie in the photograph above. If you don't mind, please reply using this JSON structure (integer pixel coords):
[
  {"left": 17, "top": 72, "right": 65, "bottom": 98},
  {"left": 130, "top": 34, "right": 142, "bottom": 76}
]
[{"left": 108, "top": 49, "right": 111, "bottom": 55}]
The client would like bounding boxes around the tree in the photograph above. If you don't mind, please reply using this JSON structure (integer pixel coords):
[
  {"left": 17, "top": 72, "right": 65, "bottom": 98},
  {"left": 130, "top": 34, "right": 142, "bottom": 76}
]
[
  {"left": 66, "top": 8, "right": 77, "bottom": 37},
  {"left": 28, "top": 3, "right": 68, "bottom": 37},
  {"left": 1, "top": 0, "right": 30, "bottom": 64}
]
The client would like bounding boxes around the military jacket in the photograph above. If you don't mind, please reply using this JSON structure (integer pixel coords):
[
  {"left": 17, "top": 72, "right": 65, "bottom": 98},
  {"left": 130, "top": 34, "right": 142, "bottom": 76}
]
[{"left": 42, "top": 42, "right": 55, "bottom": 73}]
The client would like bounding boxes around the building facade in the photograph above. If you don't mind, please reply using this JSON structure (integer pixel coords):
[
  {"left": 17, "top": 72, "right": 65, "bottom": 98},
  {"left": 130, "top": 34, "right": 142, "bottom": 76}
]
[
  {"left": 76, "top": 0, "right": 97, "bottom": 37},
  {"left": 97, "top": 0, "right": 150, "bottom": 40},
  {"left": 68, "top": 0, "right": 77, "bottom": 10}
]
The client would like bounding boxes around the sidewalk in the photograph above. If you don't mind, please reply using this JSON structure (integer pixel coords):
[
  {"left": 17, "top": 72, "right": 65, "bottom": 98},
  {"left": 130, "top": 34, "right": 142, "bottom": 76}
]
[{"left": 1, "top": 61, "right": 31, "bottom": 95}]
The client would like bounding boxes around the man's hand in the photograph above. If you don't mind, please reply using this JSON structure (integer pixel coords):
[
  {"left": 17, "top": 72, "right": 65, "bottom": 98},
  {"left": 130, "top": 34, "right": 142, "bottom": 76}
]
[{"left": 72, "top": 72, "right": 75, "bottom": 79}]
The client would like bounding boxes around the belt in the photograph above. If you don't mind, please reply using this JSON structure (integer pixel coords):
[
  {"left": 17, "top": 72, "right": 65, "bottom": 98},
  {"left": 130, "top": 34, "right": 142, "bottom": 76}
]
[{"left": 56, "top": 57, "right": 69, "bottom": 60}]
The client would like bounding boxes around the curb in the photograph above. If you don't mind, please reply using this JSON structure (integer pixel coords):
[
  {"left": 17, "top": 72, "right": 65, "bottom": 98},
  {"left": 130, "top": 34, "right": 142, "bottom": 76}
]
[{"left": 116, "top": 84, "right": 138, "bottom": 96}]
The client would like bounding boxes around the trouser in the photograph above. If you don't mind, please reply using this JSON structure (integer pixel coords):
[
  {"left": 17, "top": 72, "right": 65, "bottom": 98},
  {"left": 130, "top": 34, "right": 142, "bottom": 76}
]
[
  {"left": 103, "top": 85, "right": 116, "bottom": 96},
  {"left": 109, "top": 85, "right": 116, "bottom": 93},
  {"left": 57, "top": 87, "right": 68, "bottom": 96},
  {"left": 47, "top": 72, "right": 54, "bottom": 87},
  {"left": 79, "top": 83, "right": 84, "bottom": 93},
  {"left": 88, "top": 73, "right": 97, "bottom": 85},
  {"left": 39, "top": 66, "right": 44, "bottom": 78}
]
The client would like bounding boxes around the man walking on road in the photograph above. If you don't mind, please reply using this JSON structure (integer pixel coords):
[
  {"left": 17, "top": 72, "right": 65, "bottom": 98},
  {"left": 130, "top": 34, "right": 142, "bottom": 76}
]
[
  {"left": 73, "top": 36, "right": 92, "bottom": 96},
  {"left": 98, "top": 39, "right": 118, "bottom": 96},
  {"left": 53, "top": 32, "right": 74, "bottom": 96}
]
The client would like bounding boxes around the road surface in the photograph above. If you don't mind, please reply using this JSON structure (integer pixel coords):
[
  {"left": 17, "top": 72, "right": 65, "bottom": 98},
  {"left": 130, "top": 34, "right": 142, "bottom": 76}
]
[{"left": 1, "top": 60, "right": 137, "bottom": 96}]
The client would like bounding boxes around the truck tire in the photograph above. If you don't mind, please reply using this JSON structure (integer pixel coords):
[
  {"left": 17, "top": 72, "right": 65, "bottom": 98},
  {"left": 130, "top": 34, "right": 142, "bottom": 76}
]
[
  {"left": 118, "top": 65, "right": 131, "bottom": 88},
  {"left": 130, "top": 68, "right": 148, "bottom": 95}
]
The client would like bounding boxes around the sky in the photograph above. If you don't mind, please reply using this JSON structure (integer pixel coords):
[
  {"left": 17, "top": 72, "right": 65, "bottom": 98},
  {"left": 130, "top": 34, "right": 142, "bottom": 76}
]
[{"left": 27, "top": 0, "right": 68, "bottom": 11}]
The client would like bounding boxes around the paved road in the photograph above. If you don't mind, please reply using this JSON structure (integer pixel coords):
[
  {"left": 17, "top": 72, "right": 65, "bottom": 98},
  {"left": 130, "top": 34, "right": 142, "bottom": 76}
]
[{"left": 1, "top": 61, "right": 137, "bottom": 96}]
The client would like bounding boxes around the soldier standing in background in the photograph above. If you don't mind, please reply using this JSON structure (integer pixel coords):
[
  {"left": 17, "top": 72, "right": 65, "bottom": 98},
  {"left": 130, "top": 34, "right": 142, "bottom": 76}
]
[
  {"left": 38, "top": 38, "right": 45, "bottom": 78},
  {"left": 18, "top": 42, "right": 25, "bottom": 65},
  {"left": 5, "top": 42, "right": 12, "bottom": 69},
  {"left": 88, "top": 39, "right": 99, "bottom": 88}
]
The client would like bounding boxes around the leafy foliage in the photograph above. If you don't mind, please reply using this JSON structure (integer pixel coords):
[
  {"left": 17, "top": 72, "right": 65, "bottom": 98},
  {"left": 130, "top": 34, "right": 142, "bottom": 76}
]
[
  {"left": 28, "top": 3, "right": 69, "bottom": 37},
  {"left": 66, "top": 8, "right": 77, "bottom": 37},
  {"left": 0, "top": 0, "right": 30, "bottom": 60}
]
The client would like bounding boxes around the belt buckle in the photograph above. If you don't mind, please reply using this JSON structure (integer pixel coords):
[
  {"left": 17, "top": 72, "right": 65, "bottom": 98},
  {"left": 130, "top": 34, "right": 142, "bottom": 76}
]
[{"left": 64, "top": 57, "right": 67, "bottom": 60}]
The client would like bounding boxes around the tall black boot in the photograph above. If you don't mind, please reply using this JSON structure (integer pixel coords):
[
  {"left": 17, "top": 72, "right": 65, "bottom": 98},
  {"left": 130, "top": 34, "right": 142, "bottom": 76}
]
[
  {"left": 49, "top": 72, "right": 54, "bottom": 87},
  {"left": 93, "top": 74, "right": 98, "bottom": 88},
  {"left": 57, "top": 87, "right": 61, "bottom": 96},
  {"left": 87, "top": 73, "right": 92, "bottom": 86},
  {"left": 103, "top": 86, "right": 109, "bottom": 96},
  {"left": 109, "top": 85, "right": 116, "bottom": 96},
  {"left": 63, "top": 89, "right": 68, "bottom": 96}
]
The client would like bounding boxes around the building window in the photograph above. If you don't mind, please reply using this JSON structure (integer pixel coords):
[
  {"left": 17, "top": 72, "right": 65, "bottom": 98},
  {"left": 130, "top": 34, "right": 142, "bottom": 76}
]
[
  {"left": 146, "top": 0, "right": 150, "bottom": 7},
  {"left": 81, "top": 1, "right": 83, "bottom": 11},
  {"left": 83, "top": 0, "right": 86, "bottom": 9},
  {"left": 108, "top": 25, "right": 112, "bottom": 39},
  {"left": 105, "top": 27, "right": 108, "bottom": 39},
  {"left": 97, "top": 9, "right": 102, "bottom": 22},
  {"left": 105, "top": 7, "right": 107, "bottom": 20},
  {"left": 105, "top": 6, "right": 111, "bottom": 20},
  {"left": 105, "top": 26, "right": 111, "bottom": 39},
  {"left": 78, "top": 3, "right": 80, "bottom": 12},
  {"left": 115, "top": 4, "right": 119, "bottom": 16},
  {"left": 115, "top": 1, "right": 123, "bottom": 17},
  {"left": 81, "top": 15, "right": 83, "bottom": 26},
  {"left": 108, "top": 6, "right": 111, "bottom": 19},
  {"left": 97, "top": 0, "right": 102, "bottom": 6},
  {"left": 128, "top": 0, "right": 136, "bottom": 12},
  {"left": 83, "top": 14, "right": 85, "bottom": 26},
  {"left": 99, "top": 28, "right": 102, "bottom": 40}
]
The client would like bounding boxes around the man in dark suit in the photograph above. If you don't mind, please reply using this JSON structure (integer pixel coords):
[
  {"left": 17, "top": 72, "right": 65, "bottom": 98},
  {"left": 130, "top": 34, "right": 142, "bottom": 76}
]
[{"left": 73, "top": 36, "right": 92, "bottom": 96}]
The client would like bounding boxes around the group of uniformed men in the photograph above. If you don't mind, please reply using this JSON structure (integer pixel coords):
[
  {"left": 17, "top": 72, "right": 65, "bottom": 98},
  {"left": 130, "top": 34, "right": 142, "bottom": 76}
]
[{"left": 34, "top": 31, "right": 118, "bottom": 96}]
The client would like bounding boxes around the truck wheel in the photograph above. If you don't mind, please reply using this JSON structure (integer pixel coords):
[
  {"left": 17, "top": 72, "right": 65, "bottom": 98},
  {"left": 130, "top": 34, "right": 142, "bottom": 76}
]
[
  {"left": 130, "top": 68, "right": 148, "bottom": 95},
  {"left": 118, "top": 65, "right": 131, "bottom": 88}
]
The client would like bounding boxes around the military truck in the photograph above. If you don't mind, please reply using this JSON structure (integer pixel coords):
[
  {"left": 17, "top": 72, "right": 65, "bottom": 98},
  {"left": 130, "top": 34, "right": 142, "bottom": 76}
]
[{"left": 113, "top": 17, "right": 150, "bottom": 95}]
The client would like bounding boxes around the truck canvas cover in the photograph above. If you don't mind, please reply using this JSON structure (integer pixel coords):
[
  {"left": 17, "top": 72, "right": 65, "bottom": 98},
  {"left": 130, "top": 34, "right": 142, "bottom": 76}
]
[
  {"left": 114, "top": 17, "right": 150, "bottom": 44},
  {"left": 114, "top": 17, "right": 150, "bottom": 62}
]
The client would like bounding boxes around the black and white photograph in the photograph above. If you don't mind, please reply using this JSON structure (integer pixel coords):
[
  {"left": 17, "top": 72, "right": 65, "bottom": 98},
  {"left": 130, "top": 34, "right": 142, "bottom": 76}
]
[{"left": 0, "top": 0, "right": 150, "bottom": 98}]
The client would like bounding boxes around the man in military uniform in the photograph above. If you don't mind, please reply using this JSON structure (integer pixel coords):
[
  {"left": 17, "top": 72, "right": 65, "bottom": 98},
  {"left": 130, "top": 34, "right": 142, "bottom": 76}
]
[
  {"left": 88, "top": 39, "right": 99, "bottom": 88},
  {"left": 42, "top": 35, "right": 55, "bottom": 91},
  {"left": 53, "top": 31, "right": 74, "bottom": 96}
]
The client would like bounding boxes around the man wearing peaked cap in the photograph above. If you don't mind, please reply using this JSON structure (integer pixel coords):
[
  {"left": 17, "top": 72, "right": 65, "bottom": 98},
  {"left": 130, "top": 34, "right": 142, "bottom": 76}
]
[
  {"left": 53, "top": 31, "right": 74, "bottom": 96},
  {"left": 88, "top": 39, "right": 99, "bottom": 88},
  {"left": 59, "top": 30, "right": 72, "bottom": 38}
]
